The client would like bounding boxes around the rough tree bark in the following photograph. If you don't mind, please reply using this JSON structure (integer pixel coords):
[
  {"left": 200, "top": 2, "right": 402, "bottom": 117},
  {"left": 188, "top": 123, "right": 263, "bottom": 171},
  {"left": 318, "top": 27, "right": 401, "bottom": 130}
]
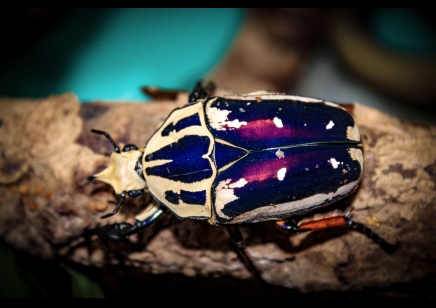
[{"left": 0, "top": 91, "right": 435, "bottom": 296}]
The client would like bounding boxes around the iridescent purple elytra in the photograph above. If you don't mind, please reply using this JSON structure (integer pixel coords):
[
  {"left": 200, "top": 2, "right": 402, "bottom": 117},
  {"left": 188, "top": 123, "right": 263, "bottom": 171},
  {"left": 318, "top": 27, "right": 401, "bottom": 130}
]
[{"left": 143, "top": 93, "right": 363, "bottom": 225}]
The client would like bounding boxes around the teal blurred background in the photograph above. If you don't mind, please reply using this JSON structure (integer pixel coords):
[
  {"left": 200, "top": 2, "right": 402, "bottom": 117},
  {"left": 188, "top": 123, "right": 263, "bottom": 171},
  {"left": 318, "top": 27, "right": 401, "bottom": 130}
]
[
  {"left": 0, "top": 8, "right": 246, "bottom": 101},
  {"left": 0, "top": 8, "right": 246, "bottom": 298}
]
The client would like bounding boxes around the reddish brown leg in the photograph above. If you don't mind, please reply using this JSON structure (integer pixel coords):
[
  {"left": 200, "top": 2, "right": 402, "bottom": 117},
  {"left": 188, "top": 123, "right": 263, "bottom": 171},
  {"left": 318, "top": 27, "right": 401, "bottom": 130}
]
[{"left": 275, "top": 210, "right": 399, "bottom": 254}]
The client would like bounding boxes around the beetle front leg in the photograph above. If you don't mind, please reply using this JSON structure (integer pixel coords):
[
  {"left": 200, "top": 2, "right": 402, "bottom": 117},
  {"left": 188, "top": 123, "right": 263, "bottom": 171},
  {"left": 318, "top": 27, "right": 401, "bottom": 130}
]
[
  {"left": 100, "top": 192, "right": 126, "bottom": 219},
  {"left": 131, "top": 202, "right": 166, "bottom": 232},
  {"left": 93, "top": 203, "right": 166, "bottom": 241},
  {"left": 100, "top": 189, "right": 144, "bottom": 219},
  {"left": 275, "top": 210, "right": 399, "bottom": 254}
]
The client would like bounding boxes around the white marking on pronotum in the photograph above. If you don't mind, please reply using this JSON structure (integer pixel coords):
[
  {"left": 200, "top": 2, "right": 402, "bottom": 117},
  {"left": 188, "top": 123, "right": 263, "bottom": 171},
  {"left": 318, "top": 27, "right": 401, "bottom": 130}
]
[
  {"left": 329, "top": 158, "right": 340, "bottom": 169},
  {"left": 277, "top": 168, "right": 286, "bottom": 181},
  {"left": 273, "top": 117, "right": 283, "bottom": 128},
  {"left": 275, "top": 149, "right": 285, "bottom": 159},
  {"left": 208, "top": 107, "right": 247, "bottom": 131},
  {"left": 326, "top": 120, "right": 334, "bottom": 130}
]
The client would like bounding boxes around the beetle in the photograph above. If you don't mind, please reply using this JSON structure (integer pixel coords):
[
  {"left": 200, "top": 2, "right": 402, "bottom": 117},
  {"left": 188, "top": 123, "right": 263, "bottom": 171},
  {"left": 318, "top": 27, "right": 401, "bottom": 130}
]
[{"left": 88, "top": 81, "right": 397, "bottom": 280}]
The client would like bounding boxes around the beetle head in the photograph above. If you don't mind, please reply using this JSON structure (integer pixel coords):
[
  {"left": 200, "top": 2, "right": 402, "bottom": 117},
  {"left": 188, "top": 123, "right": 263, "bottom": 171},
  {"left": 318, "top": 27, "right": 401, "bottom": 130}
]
[
  {"left": 88, "top": 130, "right": 147, "bottom": 195},
  {"left": 89, "top": 150, "right": 146, "bottom": 195}
]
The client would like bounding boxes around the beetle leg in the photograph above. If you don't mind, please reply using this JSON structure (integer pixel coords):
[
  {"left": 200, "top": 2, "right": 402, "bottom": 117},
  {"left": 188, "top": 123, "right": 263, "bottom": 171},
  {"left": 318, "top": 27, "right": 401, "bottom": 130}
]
[
  {"left": 100, "top": 192, "right": 126, "bottom": 219},
  {"left": 276, "top": 210, "right": 399, "bottom": 254},
  {"left": 225, "top": 225, "right": 268, "bottom": 286},
  {"left": 112, "top": 204, "right": 166, "bottom": 239},
  {"left": 134, "top": 202, "right": 161, "bottom": 221},
  {"left": 276, "top": 209, "right": 347, "bottom": 234},
  {"left": 130, "top": 204, "right": 166, "bottom": 233},
  {"left": 93, "top": 204, "right": 166, "bottom": 241},
  {"left": 91, "top": 222, "right": 138, "bottom": 242},
  {"left": 100, "top": 190, "right": 144, "bottom": 220},
  {"left": 275, "top": 219, "right": 311, "bottom": 234},
  {"left": 344, "top": 215, "right": 399, "bottom": 254},
  {"left": 188, "top": 79, "right": 216, "bottom": 104}
]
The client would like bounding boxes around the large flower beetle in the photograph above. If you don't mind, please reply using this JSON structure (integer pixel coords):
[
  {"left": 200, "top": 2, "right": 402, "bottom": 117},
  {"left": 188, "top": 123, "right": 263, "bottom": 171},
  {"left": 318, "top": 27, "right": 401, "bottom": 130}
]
[{"left": 88, "top": 81, "right": 398, "bottom": 281}]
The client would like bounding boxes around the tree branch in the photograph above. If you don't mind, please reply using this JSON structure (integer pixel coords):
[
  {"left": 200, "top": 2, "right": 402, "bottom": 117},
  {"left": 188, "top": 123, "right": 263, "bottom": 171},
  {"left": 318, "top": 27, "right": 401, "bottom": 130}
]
[{"left": 1, "top": 92, "right": 435, "bottom": 295}]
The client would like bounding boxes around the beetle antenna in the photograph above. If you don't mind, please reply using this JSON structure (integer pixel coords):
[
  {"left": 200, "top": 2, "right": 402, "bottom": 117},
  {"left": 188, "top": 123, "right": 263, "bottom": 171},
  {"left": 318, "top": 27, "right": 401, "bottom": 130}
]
[{"left": 91, "top": 129, "right": 121, "bottom": 153}]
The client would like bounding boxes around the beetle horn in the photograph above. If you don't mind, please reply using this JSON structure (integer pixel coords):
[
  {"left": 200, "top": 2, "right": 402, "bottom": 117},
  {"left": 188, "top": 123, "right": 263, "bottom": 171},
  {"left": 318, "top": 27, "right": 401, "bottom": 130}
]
[{"left": 88, "top": 153, "right": 126, "bottom": 194}]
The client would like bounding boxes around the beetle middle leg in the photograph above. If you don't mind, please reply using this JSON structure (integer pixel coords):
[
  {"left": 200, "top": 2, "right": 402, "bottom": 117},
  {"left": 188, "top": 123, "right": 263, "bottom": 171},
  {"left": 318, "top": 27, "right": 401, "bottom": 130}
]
[
  {"left": 275, "top": 209, "right": 399, "bottom": 254},
  {"left": 226, "top": 225, "right": 269, "bottom": 286}
]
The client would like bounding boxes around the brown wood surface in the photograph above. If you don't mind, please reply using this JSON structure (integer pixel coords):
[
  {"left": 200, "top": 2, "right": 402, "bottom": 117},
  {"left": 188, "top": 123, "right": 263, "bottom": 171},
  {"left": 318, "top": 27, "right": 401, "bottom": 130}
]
[{"left": 0, "top": 91, "right": 435, "bottom": 296}]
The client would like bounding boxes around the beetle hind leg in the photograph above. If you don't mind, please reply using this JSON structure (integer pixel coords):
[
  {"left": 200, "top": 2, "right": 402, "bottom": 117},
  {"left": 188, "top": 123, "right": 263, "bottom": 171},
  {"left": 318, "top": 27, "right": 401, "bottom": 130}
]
[
  {"left": 275, "top": 219, "right": 310, "bottom": 234},
  {"left": 275, "top": 209, "right": 399, "bottom": 254},
  {"left": 346, "top": 218, "right": 399, "bottom": 254}
]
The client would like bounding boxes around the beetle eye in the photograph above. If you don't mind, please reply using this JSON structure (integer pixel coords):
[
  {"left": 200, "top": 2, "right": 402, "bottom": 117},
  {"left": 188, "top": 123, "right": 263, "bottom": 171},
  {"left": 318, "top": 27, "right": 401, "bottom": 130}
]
[
  {"left": 128, "top": 190, "right": 144, "bottom": 198},
  {"left": 122, "top": 144, "right": 138, "bottom": 152}
]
